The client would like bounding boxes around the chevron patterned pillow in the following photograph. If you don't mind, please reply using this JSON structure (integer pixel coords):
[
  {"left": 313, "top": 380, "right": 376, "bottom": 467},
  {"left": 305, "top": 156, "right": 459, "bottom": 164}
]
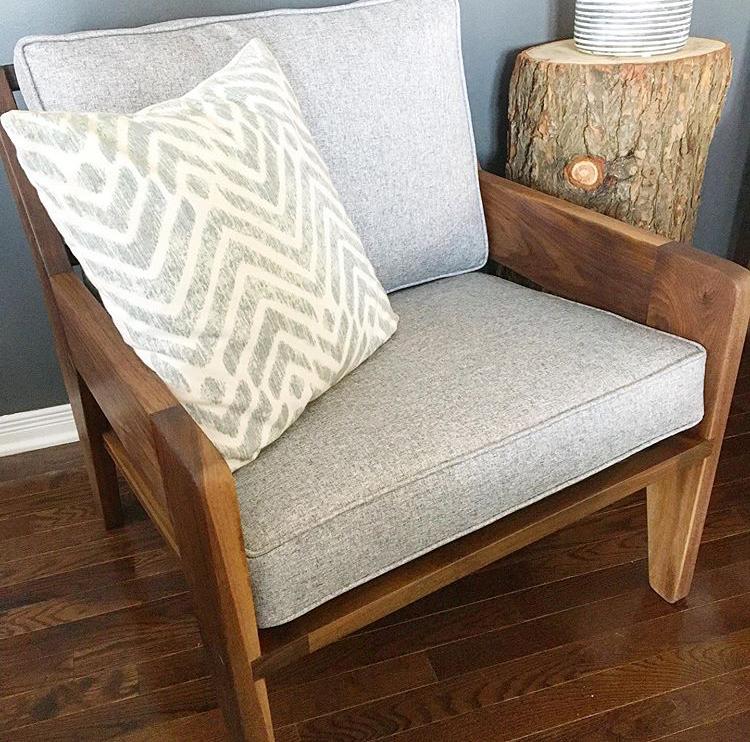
[{"left": 1, "top": 39, "right": 398, "bottom": 470}]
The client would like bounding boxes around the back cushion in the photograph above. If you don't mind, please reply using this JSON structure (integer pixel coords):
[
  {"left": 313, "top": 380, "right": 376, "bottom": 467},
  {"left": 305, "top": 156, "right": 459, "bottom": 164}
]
[{"left": 14, "top": 0, "right": 488, "bottom": 292}]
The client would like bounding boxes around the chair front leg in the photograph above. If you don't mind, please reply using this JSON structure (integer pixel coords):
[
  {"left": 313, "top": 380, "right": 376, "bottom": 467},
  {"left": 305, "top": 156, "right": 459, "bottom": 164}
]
[
  {"left": 645, "top": 242, "right": 750, "bottom": 603},
  {"left": 152, "top": 406, "right": 274, "bottom": 742},
  {"left": 646, "top": 453, "right": 718, "bottom": 602}
]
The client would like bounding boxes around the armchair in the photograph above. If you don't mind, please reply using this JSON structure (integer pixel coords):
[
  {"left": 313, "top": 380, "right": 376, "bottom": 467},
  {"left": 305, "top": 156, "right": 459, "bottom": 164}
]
[{"left": 1, "top": 2, "right": 748, "bottom": 740}]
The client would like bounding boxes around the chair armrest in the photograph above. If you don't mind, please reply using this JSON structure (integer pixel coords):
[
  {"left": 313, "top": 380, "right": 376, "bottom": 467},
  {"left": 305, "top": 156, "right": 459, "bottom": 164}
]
[
  {"left": 479, "top": 169, "right": 666, "bottom": 322},
  {"left": 479, "top": 169, "right": 750, "bottom": 441}
]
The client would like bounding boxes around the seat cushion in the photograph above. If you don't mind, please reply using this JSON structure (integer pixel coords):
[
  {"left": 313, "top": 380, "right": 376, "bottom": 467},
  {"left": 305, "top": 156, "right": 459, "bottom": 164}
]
[
  {"left": 13, "top": 0, "right": 488, "bottom": 292},
  {"left": 235, "top": 272, "right": 706, "bottom": 627}
]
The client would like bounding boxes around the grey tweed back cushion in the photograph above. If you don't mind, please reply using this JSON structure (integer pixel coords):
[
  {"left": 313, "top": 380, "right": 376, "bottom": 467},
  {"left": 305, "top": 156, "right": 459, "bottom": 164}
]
[{"left": 14, "top": 0, "right": 488, "bottom": 292}]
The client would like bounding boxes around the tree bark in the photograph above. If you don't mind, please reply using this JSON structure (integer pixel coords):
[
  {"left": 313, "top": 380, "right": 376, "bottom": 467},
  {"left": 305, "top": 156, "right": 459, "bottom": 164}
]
[{"left": 507, "top": 39, "right": 732, "bottom": 242}]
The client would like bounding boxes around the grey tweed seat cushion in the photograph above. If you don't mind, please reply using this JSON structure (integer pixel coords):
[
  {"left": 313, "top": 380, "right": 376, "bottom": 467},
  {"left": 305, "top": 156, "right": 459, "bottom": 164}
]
[{"left": 235, "top": 272, "right": 706, "bottom": 628}]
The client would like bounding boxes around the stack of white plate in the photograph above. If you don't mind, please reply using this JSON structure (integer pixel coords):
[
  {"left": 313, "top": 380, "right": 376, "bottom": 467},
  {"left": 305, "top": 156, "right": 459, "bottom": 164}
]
[{"left": 574, "top": 0, "right": 694, "bottom": 57}]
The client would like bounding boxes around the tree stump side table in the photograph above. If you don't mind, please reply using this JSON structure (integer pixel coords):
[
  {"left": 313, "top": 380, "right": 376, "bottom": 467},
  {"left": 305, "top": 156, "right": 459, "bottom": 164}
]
[{"left": 507, "top": 38, "right": 732, "bottom": 242}]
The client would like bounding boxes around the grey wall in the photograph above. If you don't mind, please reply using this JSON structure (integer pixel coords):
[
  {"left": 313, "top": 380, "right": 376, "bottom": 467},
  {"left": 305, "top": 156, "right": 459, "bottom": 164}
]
[{"left": 1, "top": 0, "right": 749, "bottom": 415}]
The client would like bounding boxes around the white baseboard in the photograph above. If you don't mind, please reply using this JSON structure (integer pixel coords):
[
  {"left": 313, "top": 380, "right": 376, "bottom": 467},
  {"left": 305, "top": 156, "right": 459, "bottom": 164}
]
[{"left": 0, "top": 404, "right": 79, "bottom": 457}]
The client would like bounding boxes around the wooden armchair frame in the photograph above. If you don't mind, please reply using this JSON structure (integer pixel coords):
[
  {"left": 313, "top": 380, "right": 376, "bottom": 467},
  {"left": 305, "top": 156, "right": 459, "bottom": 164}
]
[{"left": 2, "top": 63, "right": 749, "bottom": 741}]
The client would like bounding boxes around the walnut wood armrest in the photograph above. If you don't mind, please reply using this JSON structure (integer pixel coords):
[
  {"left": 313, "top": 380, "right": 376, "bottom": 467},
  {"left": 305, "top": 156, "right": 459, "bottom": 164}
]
[
  {"left": 479, "top": 170, "right": 669, "bottom": 322},
  {"left": 480, "top": 169, "right": 750, "bottom": 605},
  {"left": 647, "top": 243, "right": 750, "bottom": 442},
  {"left": 478, "top": 170, "right": 750, "bottom": 442}
]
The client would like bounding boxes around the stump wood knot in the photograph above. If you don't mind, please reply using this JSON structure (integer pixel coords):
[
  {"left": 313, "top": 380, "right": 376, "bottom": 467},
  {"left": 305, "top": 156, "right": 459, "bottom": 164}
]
[{"left": 564, "top": 155, "right": 606, "bottom": 192}]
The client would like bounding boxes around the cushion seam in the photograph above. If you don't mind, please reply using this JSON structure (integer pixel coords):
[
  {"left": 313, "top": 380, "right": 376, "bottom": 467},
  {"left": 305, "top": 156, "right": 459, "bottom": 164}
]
[
  {"left": 243, "top": 349, "right": 705, "bottom": 557},
  {"left": 387, "top": 258, "right": 488, "bottom": 294},
  {"left": 252, "top": 412, "right": 704, "bottom": 626}
]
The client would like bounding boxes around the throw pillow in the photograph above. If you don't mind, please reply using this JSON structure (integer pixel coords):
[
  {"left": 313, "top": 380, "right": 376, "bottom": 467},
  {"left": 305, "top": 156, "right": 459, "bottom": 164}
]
[{"left": 2, "top": 38, "right": 398, "bottom": 470}]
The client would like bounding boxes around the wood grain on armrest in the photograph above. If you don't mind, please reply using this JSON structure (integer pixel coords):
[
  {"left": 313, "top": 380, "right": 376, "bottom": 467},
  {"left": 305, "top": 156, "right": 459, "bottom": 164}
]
[
  {"left": 479, "top": 170, "right": 667, "bottom": 323},
  {"left": 648, "top": 243, "right": 750, "bottom": 441}
]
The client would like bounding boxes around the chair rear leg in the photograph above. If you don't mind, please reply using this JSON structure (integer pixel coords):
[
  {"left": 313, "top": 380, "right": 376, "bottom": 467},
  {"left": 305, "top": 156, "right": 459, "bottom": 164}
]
[
  {"left": 73, "top": 374, "right": 123, "bottom": 529},
  {"left": 646, "top": 454, "right": 718, "bottom": 603}
]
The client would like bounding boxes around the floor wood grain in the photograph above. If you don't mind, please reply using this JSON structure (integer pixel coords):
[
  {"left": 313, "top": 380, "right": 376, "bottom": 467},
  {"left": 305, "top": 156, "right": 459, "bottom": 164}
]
[{"left": 0, "top": 343, "right": 748, "bottom": 740}]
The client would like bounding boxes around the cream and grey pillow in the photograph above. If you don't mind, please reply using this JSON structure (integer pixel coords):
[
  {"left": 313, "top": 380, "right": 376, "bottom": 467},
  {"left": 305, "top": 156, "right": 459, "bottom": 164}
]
[{"left": 2, "top": 38, "right": 398, "bottom": 470}]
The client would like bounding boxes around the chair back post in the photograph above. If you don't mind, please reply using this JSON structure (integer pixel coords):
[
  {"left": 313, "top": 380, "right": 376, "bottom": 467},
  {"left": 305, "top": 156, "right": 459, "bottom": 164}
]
[
  {"left": 2, "top": 64, "right": 18, "bottom": 94},
  {"left": 0, "top": 65, "right": 72, "bottom": 276}
]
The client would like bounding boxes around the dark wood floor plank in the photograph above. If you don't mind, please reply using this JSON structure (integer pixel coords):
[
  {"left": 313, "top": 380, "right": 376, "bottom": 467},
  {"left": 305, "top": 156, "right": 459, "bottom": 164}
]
[
  {"left": 1, "top": 677, "right": 218, "bottom": 742},
  {"left": 715, "top": 433, "right": 750, "bottom": 486},
  {"left": 731, "top": 391, "right": 750, "bottom": 416},
  {"left": 0, "top": 590, "right": 196, "bottom": 664},
  {"left": 0, "top": 443, "right": 82, "bottom": 486},
  {"left": 0, "top": 499, "right": 98, "bottom": 541},
  {"left": 426, "top": 551, "right": 750, "bottom": 682},
  {"left": 111, "top": 708, "right": 296, "bottom": 742},
  {"left": 705, "top": 475, "right": 750, "bottom": 509},
  {"left": 734, "top": 371, "right": 750, "bottom": 395},
  {"left": 0, "top": 480, "right": 91, "bottom": 519},
  {"left": 294, "top": 580, "right": 750, "bottom": 741},
  {"left": 112, "top": 708, "right": 228, "bottom": 741},
  {"left": 0, "top": 647, "right": 208, "bottom": 734},
  {"left": 276, "top": 727, "right": 302, "bottom": 742},
  {"left": 656, "top": 709, "right": 750, "bottom": 740},
  {"left": 0, "top": 468, "right": 89, "bottom": 504},
  {"left": 0, "top": 547, "right": 178, "bottom": 612},
  {"left": 0, "top": 594, "right": 201, "bottom": 697},
  {"left": 0, "top": 486, "right": 145, "bottom": 553},
  {"left": 0, "top": 665, "right": 139, "bottom": 734},
  {"left": 738, "top": 347, "right": 750, "bottom": 379},
  {"left": 135, "top": 647, "right": 210, "bottom": 694},
  {"left": 519, "top": 666, "right": 750, "bottom": 742},
  {"left": 269, "top": 653, "right": 436, "bottom": 728},
  {"left": 0, "top": 569, "right": 187, "bottom": 639},
  {"left": 359, "top": 649, "right": 750, "bottom": 742},
  {"left": 0, "top": 519, "right": 164, "bottom": 588},
  {"left": 725, "top": 411, "right": 750, "bottom": 438},
  {"left": 1, "top": 513, "right": 150, "bottom": 563}
]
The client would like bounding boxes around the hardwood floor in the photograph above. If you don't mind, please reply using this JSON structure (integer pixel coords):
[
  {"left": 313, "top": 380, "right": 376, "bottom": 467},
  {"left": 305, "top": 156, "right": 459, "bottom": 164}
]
[{"left": 1, "top": 345, "right": 749, "bottom": 741}]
